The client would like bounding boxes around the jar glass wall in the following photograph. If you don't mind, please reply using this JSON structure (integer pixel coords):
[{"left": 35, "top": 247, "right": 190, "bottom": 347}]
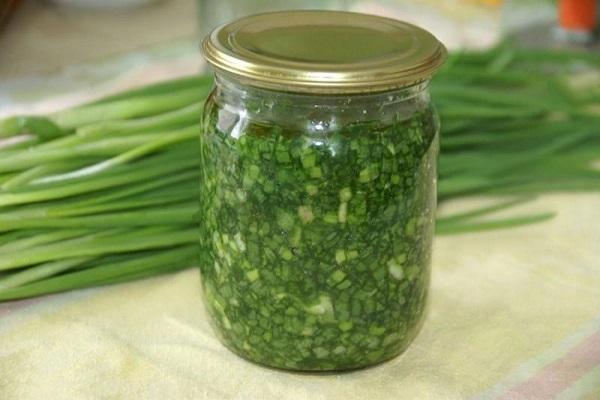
[{"left": 198, "top": 73, "right": 439, "bottom": 371}]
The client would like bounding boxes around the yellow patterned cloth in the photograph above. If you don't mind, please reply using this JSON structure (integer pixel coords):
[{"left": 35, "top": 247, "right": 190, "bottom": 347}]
[{"left": 1, "top": 194, "right": 599, "bottom": 399}]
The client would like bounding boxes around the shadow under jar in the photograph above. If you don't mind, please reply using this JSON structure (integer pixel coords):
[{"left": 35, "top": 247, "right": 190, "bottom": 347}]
[{"left": 199, "top": 10, "right": 446, "bottom": 371}]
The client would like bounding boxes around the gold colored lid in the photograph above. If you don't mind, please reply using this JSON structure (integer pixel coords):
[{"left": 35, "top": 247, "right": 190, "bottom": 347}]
[{"left": 202, "top": 10, "right": 447, "bottom": 94}]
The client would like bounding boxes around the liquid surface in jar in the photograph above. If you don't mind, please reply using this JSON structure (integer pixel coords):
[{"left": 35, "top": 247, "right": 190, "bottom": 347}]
[{"left": 198, "top": 96, "right": 438, "bottom": 371}]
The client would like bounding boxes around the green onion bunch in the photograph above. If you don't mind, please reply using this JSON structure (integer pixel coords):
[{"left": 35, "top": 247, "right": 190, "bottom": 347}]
[
  {"left": 0, "top": 45, "right": 598, "bottom": 301},
  {"left": 434, "top": 45, "right": 600, "bottom": 232}
]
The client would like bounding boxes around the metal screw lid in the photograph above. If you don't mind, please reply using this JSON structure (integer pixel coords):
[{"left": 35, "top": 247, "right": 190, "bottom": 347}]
[{"left": 202, "top": 10, "right": 447, "bottom": 94}]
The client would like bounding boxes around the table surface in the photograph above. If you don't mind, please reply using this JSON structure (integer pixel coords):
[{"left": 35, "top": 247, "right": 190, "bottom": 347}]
[
  {"left": 1, "top": 193, "right": 598, "bottom": 400},
  {"left": 0, "top": 2, "right": 599, "bottom": 399}
]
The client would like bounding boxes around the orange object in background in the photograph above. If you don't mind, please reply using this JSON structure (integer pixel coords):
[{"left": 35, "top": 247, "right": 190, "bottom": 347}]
[{"left": 559, "top": 0, "right": 597, "bottom": 30}]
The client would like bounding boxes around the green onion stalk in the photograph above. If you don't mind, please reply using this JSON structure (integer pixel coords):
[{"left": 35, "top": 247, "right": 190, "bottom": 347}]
[{"left": 0, "top": 45, "right": 598, "bottom": 301}]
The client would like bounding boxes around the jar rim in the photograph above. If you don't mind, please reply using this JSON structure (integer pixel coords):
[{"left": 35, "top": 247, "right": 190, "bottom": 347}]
[{"left": 202, "top": 10, "right": 447, "bottom": 94}]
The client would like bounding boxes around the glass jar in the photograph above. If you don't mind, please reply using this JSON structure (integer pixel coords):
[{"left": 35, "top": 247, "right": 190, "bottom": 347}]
[{"left": 199, "top": 11, "right": 446, "bottom": 371}]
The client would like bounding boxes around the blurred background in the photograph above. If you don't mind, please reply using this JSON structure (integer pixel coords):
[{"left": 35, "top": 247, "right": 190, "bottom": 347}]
[{"left": 1, "top": 0, "right": 597, "bottom": 115}]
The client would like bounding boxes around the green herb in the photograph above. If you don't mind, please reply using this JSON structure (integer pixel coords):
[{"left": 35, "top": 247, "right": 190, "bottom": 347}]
[
  {"left": 199, "top": 102, "right": 437, "bottom": 369},
  {"left": 0, "top": 43, "right": 597, "bottom": 303}
]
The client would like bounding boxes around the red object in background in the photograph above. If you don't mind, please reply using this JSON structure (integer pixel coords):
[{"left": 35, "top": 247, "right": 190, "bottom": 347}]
[{"left": 559, "top": 0, "right": 597, "bottom": 31}]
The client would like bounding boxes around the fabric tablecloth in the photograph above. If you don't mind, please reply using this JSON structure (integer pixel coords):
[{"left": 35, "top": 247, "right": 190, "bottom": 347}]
[
  {"left": 0, "top": 25, "right": 599, "bottom": 398},
  {"left": 1, "top": 193, "right": 599, "bottom": 400}
]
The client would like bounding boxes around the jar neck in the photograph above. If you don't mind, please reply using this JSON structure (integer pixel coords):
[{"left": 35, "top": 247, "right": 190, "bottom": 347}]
[{"left": 211, "top": 73, "right": 432, "bottom": 127}]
